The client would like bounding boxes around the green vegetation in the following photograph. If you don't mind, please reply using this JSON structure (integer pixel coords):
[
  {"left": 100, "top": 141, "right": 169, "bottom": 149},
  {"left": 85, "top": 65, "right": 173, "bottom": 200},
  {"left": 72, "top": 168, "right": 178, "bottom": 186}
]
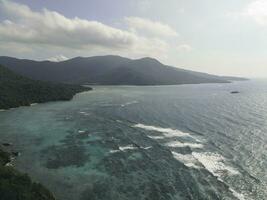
[
  {"left": 0, "top": 56, "right": 234, "bottom": 86},
  {"left": 0, "top": 64, "right": 91, "bottom": 109},
  {"left": 0, "top": 65, "right": 92, "bottom": 199},
  {"left": 0, "top": 149, "right": 55, "bottom": 200},
  {"left": 0, "top": 65, "right": 91, "bottom": 199},
  {"left": 0, "top": 149, "right": 10, "bottom": 166}
]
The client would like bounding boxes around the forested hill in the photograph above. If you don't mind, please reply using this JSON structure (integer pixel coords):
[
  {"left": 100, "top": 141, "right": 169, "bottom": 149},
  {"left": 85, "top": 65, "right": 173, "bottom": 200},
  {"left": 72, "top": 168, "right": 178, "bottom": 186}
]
[
  {"left": 0, "top": 65, "right": 91, "bottom": 109},
  {"left": 0, "top": 148, "right": 56, "bottom": 200},
  {"left": 0, "top": 56, "right": 240, "bottom": 85}
]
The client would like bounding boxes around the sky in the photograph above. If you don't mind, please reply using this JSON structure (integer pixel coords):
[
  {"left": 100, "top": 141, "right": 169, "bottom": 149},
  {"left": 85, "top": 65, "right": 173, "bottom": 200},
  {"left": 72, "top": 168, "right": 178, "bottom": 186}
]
[{"left": 0, "top": 0, "right": 266, "bottom": 77}]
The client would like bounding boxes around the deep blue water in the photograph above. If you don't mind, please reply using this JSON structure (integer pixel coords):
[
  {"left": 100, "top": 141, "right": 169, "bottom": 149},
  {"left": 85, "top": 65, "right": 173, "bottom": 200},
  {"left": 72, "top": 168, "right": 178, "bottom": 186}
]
[{"left": 0, "top": 80, "right": 267, "bottom": 200}]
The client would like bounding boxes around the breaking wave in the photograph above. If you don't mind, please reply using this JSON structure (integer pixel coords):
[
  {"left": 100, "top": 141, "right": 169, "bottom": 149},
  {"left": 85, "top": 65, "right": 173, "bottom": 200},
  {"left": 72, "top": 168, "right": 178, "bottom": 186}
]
[
  {"left": 133, "top": 124, "right": 191, "bottom": 138},
  {"left": 133, "top": 123, "right": 244, "bottom": 199}
]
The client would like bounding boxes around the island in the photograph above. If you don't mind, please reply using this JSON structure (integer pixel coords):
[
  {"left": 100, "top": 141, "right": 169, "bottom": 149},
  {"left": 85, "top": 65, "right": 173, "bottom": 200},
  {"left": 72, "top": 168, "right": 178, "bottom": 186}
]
[
  {"left": 230, "top": 91, "right": 240, "bottom": 94},
  {"left": 0, "top": 56, "right": 245, "bottom": 86}
]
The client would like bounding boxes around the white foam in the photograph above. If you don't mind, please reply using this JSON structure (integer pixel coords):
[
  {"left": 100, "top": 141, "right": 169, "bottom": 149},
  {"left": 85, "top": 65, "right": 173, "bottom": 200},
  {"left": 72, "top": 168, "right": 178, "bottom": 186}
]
[
  {"left": 172, "top": 152, "right": 200, "bottom": 168},
  {"left": 119, "top": 145, "right": 137, "bottom": 151},
  {"left": 78, "top": 130, "right": 86, "bottom": 134},
  {"left": 109, "top": 146, "right": 137, "bottom": 154},
  {"left": 166, "top": 141, "right": 204, "bottom": 149},
  {"left": 229, "top": 188, "right": 246, "bottom": 200},
  {"left": 133, "top": 123, "right": 243, "bottom": 199},
  {"left": 147, "top": 135, "right": 165, "bottom": 140},
  {"left": 79, "top": 111, "right": 90, "bottom": 116},
  {"left": 192, "top": 152, "right": 240, "bottom": 177},
  {"left": 0, "top": 109, "right": 6, "bottom": 112},
  {"left": 133, "top": 124, "right": 191, "bottom": 138},
  {"left": 109, "top": 150, "right": 120, "bottom": 153},
  {"left": 30, "top": 103, "right": 38, "bottom": 106},
  {"left": 121, "top": 101, "right": 138, "bottom": 107},
  {"left": 142, "top": 146, "right": 152, "bottom": 150}
]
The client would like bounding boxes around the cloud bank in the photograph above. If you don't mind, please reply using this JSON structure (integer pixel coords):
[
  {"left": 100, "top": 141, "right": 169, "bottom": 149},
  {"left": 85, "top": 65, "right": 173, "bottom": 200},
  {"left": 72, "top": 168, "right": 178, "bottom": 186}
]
[
  {"left": 0, "top": 0, "right": 136, "bottom": 49},
  {"left": 125, "top": 17, "right": 178, "bottom": 38},
  {"left": 244, "top": 0, "right": 267, "bottom": 25},
  {"left": 0, "top": 0, "right": 189, "bottom": 60},
  {"left": 47, "top": 55, "right": 69, "bottom": 62},
  {"left": 228, "top": 0, "right": 267, "bottom": 26}
]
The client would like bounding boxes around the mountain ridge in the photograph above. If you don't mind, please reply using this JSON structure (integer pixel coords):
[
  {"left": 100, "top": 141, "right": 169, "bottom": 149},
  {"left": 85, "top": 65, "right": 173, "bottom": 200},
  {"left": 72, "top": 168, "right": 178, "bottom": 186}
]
[{"left": 0, "top": 55, "right": 247, "bottom": 85}]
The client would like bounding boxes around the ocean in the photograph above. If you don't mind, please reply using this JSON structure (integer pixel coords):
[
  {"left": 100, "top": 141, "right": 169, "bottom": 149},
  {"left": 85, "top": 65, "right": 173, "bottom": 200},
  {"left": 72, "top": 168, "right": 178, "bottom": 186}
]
[{"left": 0, "top": 80, "right": 266, "bottom": 200}]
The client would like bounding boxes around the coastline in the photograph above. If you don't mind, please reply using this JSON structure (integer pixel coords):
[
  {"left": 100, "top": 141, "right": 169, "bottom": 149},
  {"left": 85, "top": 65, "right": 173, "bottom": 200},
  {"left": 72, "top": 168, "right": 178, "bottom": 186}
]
[
  {"left": 0, "top": 86, "right": 92, "bottom": 110},
  {"left": 0, "top": 147, "right": 56, "bottom": 200},
  {"left": 0, "top": 87, "right": 94, "bottom": 200}
]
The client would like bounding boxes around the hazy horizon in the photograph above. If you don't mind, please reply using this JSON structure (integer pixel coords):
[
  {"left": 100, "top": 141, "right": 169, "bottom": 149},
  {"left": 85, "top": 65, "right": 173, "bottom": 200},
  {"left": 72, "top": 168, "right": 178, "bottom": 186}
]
[{"left": 0, "top": 0, "right": 267, "bottom": 78}]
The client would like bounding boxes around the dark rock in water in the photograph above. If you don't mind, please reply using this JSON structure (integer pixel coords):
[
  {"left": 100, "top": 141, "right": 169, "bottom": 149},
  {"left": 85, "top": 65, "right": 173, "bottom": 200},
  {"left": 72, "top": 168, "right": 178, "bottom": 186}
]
[
  {"left": 230, "top": 91, "right": 240, "bottom": 94},
  {"left": 2, "top": 143, "right": 12, "bottom": 147}
]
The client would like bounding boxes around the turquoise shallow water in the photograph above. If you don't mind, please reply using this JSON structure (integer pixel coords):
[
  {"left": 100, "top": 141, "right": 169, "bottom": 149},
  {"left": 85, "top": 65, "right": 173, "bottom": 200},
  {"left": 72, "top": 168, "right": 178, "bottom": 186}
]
[{"left": 0, "top": 80, "right": 267, "bottom": 200}]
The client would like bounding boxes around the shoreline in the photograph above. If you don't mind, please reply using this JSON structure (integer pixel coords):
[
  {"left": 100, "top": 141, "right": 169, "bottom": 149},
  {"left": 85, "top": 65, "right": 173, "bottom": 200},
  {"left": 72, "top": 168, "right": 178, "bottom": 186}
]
[
  {"left": 0, "top": 87, "right": 92, "bottom": 111},
  {"left": 0, "top": 147, "right": 56, "bottom": 200}
]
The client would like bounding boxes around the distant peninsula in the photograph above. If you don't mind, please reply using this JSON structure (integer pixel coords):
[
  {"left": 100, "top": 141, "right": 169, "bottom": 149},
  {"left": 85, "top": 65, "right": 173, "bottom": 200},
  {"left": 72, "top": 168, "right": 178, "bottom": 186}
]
[
  {"left": 0, "top": 56, "right": 248, "bottom": 86},
  {"left": 0, "top": 65, "right": 91, "bottom": 110}
]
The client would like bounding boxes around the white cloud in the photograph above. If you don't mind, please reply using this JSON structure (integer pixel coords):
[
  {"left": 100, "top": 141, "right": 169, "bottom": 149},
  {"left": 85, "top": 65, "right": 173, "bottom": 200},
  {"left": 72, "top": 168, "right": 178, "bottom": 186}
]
[
  {"left": 176, "top": 44, "right": 193, "bottom": 52},
  {"left": 178, "top": 8, "right": 185, "bottom": 14},
  {"left": 125, "top": 17, "right": 178, "bottom": 38},
  {"left": 47, "top": 55, "right": 69, "bottom": 62},
  {"left": 0, "top": 0, "right": 189, "bottom": 61},
  {"left": 244, "top": 0, "right": 267, "bottom": 25},
  {"left": 227, "top": 0, "right": 267, "bottom": 26},
  {"left": 0, "top": 0, "right": 138, "bottom": 49}
]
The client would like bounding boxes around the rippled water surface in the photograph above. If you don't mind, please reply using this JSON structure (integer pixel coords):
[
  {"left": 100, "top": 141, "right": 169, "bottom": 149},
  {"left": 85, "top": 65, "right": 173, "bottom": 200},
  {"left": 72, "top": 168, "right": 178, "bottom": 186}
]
[{"left": 0, "top": 80, "right": 267, "bottom": 200}]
